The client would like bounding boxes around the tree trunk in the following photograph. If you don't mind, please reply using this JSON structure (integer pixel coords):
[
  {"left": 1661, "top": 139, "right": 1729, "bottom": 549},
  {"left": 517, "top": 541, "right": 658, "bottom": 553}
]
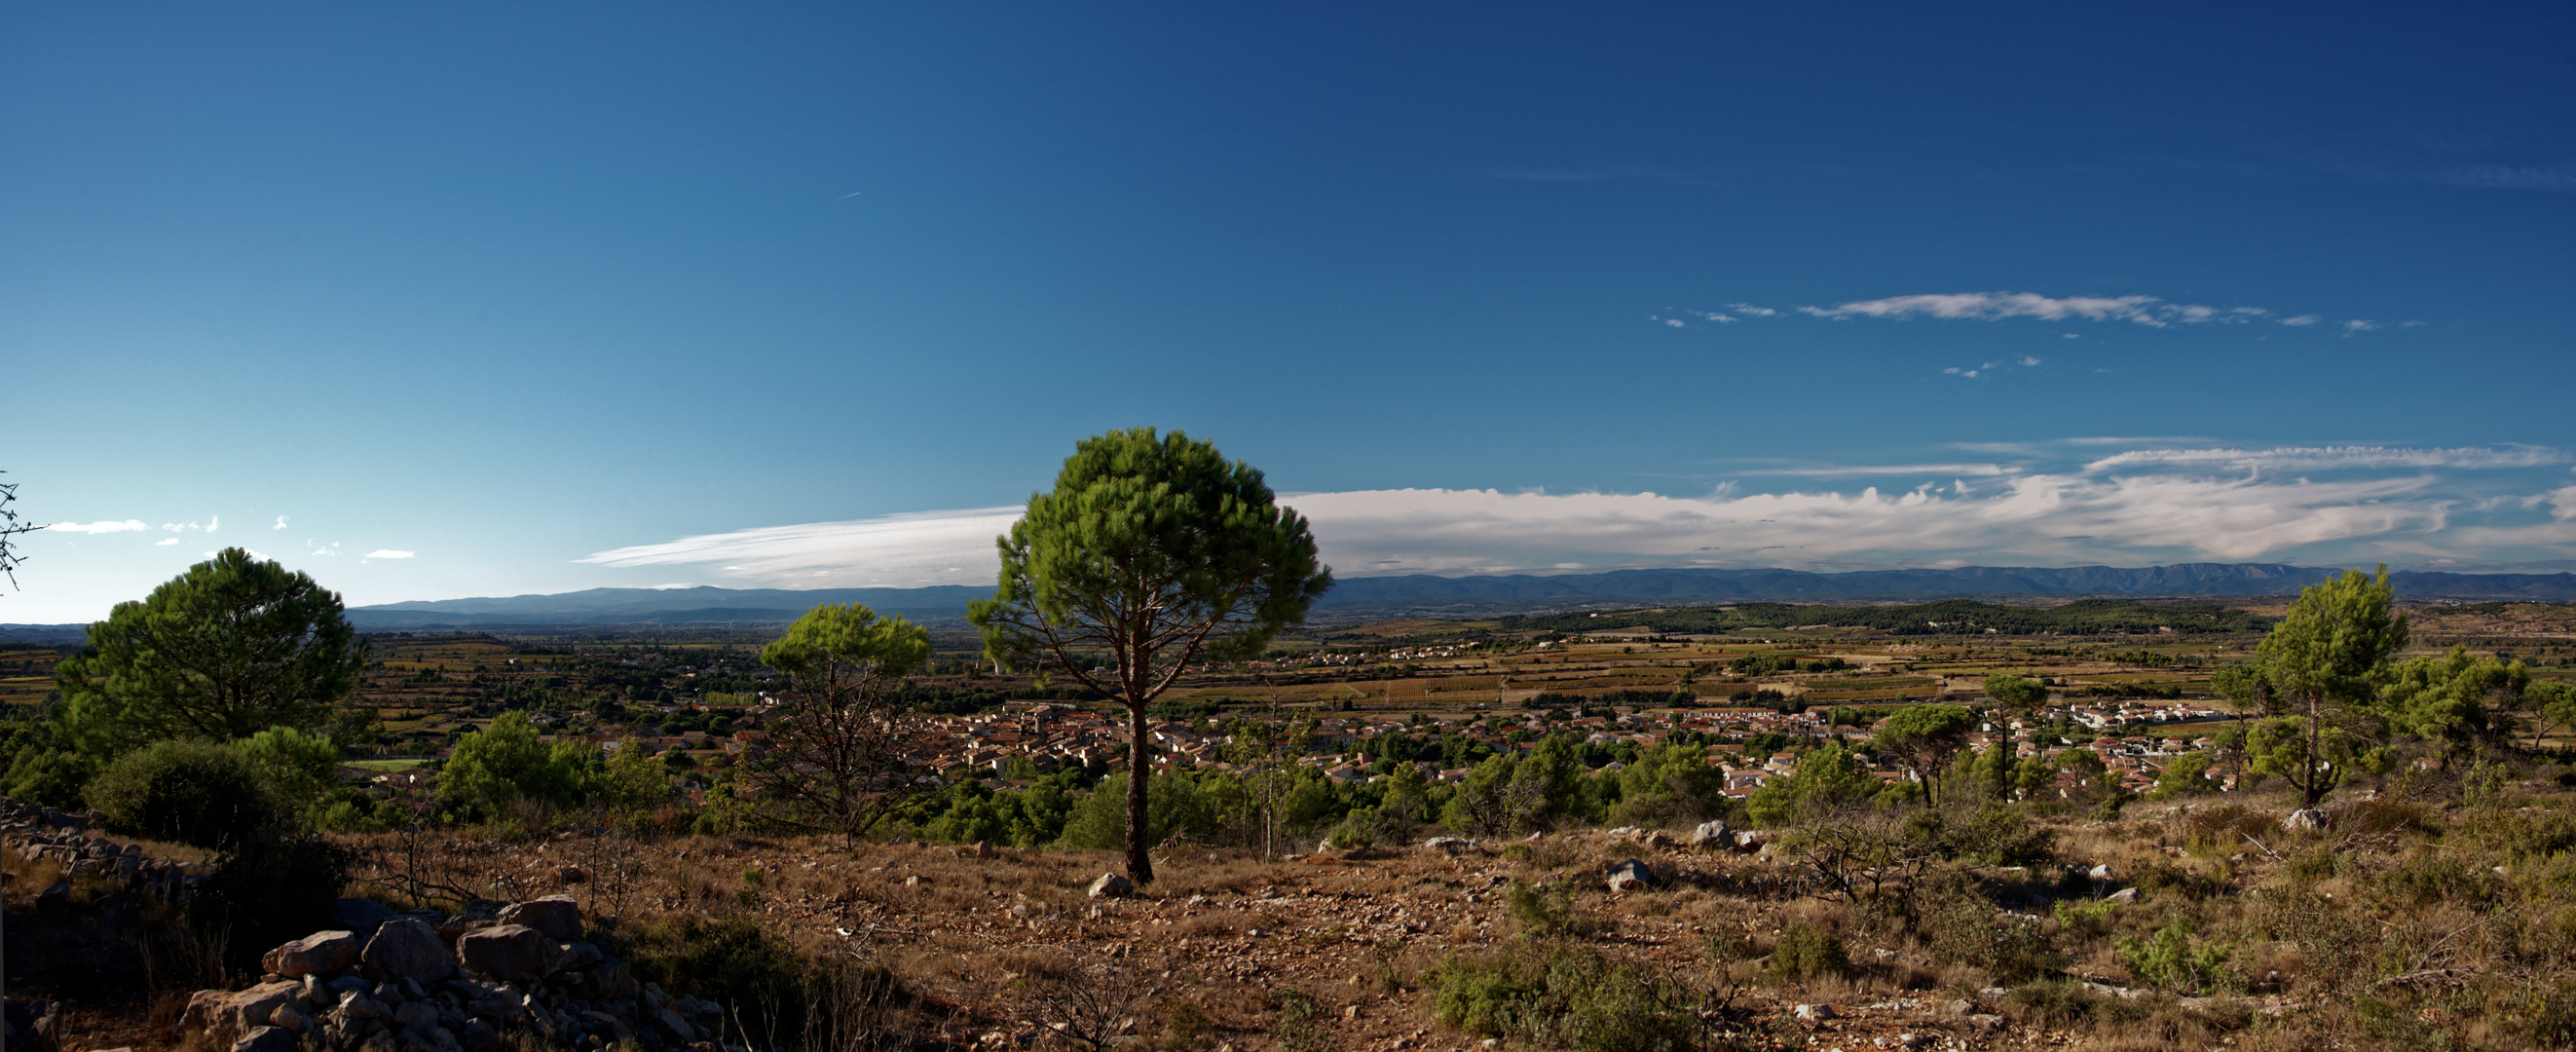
[
  {"left": 1126, "top": 701, "right": 1154, "bottom": 883},
  {"left": 2303, "top": 692, "right": 2324, "bottom": 809}
]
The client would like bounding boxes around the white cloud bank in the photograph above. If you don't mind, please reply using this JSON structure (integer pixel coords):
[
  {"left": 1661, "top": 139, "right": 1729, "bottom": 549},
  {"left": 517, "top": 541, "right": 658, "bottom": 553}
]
[
  {"left": 53, "top": 520, "right": 150, "bottom": 534},
  {"left": 579, "top": 445, "right": 2576, "bottom": 588}
]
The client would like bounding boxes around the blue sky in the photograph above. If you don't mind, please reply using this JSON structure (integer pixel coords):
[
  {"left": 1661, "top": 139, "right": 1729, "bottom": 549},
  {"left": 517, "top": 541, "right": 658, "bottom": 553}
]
[{"left": 8, "top": 3, "right": 2575, "bottom": 621}]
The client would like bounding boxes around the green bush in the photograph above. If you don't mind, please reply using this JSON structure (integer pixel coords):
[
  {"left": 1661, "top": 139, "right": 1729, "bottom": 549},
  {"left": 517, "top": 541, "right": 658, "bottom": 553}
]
[
  {"left": 1270, "top": 990, "right": 1328, "bottom": 1052},
  {"left": 1, "top": 744, "right": 96, "bottom": 809},
  {"left": 2115, "top": 922, "right": 2231, "bottom": 994},
  {"left": 1766, "top": 921, "right": 1849, "bottom": 984},
  {"left": 1426, "top": 943, "right": 1699, "bottom": 1052},
  {"left": 88, "top": 738, "right": 274, "bottom": 847},
  {"left": 1505, "top": 881, "right": 1574, "bottom": 939},
  {"left": 2051, "top": 898, "right": 2119, "bottom": 939}
]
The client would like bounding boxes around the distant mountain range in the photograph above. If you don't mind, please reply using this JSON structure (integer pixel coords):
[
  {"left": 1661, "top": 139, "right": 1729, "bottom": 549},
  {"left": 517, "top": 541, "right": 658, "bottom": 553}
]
[{"left": 325, "top": 563, "right": 2576, "bottom": 628}]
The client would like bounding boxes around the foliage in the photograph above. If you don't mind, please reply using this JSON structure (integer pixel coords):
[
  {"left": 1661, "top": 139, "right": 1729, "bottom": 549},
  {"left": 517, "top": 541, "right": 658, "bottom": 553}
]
[
  {"left": 1504, "top": 880, "right": 1575, "bottom": 938},
  {"left": 1426, "top": 942, "right": 1703, "bottom": 1052},
  {"left": 437, "top": 712, "right": 596, "bottom": 820},
  {"left": 87, "top": 737, "right": 275, "bottom": 847},
  {"left": 2380, "top": 645, "right": 2524, "bottom": 752},
  {"left": 2147, "top": 750, "right": 2215, "bottom": 799},
  {"left": 0, "top": 722, "right": 95, "bottom": 808},
  {"left": 1982, "top": 673, "right": 2049, "bottom": 712},
  {"left": 1745, "top": 744, "right": 1882, "bottom": 826},
  {"left": 56, "top": 548, "right": 365, "bottom": 760},
  {"left": 628, "top": 915, "right": 813, "bottom": 1044},
  {"left": 1443, "top": 733, "right": 1589, "bottom": 836},
  {"left": 1871, "top": 703, "right": 1976, "bottom": 808},
  {"left": 2255, "top": 565, "right": 2408, "bottom": 808},
  {"left": 971, "top": 428, "right": 1330, "bottom": 883},
  {"left": 231, "top": 724, "right": 345, "bottom": 813},
  {"left": 1765, "top": 922, "right": 1848, "bottom": 984},
  {"left": 1609, "top": 741, "right": 1731, "bottom": 825},
  {"left": 2114, "top": 922, "right": 2231, "bottom": 994},
  {"left": 749, "top": 603, "right": 934, "bottom": 839}
]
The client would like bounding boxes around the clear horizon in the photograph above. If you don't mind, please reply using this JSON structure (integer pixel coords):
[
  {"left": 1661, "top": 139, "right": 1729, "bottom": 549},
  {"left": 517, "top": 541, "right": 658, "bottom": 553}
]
[{"left": 9, "top": 4, "right": 2573, "bottom": 622}]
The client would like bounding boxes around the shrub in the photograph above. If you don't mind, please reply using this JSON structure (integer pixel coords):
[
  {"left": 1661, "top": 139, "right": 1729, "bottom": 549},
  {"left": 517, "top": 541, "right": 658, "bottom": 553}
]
[
  {"left": 1505, "top": 881, "right": 1574, "bottom": 939},
  {"left": 88, "top": 738, "right": 275, "bottom": 847},
  {"left": 629, "top": 916, "right": 811, "bottom": 1041},
  {"left": 1923, "top": 890, "right": 2059, "bottom": 984},
  {"left": 1271, "top": 990, "right": 1328, "bottom": 1052},
  {"left": 1426, "top": 943, "right": 1700, "bottom": 1052},
  {"left": 1766, "top": 921, "right": 1849, "bottom": 984},
  {"left": 190, "top": 831, "right": 357, "bottom": 967},
  {"left": 2115, "top": 922, "right": 2231, "bottom": 994},
  {"left": 2052, "top": 898, "right": 2119, "bottom": 940}
]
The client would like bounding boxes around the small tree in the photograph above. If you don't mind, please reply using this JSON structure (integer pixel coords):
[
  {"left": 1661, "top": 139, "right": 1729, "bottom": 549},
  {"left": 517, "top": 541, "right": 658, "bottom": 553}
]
[
  {"left": 56, "top": 548, "right": 365, "bottom": 758},
  {"left": 971, "top": 429, "right": 1329, "bottom": 883},
  {"left": 2255, "top": 565, "right": 2408, "bottom": 810},
  {"left": 438, "top": 712, "right": 592, "bottom": 821},
  {"left": 1982, "top": 673, "right": 2048, "bottom": 714},
  {"left": 1872, "top": 703, "right": 1976, "bottom": 808},
  {"left": 751, "top": 603, "right": 933, "bottom": 841}
]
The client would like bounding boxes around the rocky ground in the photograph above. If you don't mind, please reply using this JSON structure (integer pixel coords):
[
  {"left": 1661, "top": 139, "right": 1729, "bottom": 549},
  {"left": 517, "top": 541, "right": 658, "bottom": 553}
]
[{"left": 14, "top": 790, "right": 2554, "bottom": 1052}]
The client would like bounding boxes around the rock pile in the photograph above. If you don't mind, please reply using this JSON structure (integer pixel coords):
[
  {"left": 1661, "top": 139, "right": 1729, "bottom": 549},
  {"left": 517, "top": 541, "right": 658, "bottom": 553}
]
[
  {"left": 1, "top": 801, "right": 199, "bottom": 900},
  {"left": 184, "top": 895, "right": 727, "bottom": 1052}
]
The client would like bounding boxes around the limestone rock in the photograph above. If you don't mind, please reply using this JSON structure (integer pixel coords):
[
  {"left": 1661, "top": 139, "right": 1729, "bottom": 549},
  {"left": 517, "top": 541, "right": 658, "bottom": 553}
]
[
  {"left": 1793, "top": 1003, "right": 1836, "bottom": 1021},
  {"left": 362, "top": 920, "right": 455, "bottom": 984},
  {"left": 496, "top": 895, "right": 582, "bottom": 940},
  {"left": 2283, "top": 808, "right": 2333, "bottom": 833},
  {"left": 2106, "top": 886, "right": 2140, "bottom": 905},
  {"left": 1688, "top": 820, "right": 1730, "bottom": 848},
  {"left": 1421, "top": 837, "right": 1475, "bottom": 854},
  {"left": 456, "top": 924, "right": 565, "bottom": 984},
  {"left": 263, "top": 930, "right": 361, "bottom": 978},
  {"left": 207, "top": 982, "right": 305, "bottom": 1034},
  {"left": 1088, "top": 873, "right": 1134, "bottom": 898},
  {"left": 1604, "top": 857, "right": 1659, "bottom": 892}
]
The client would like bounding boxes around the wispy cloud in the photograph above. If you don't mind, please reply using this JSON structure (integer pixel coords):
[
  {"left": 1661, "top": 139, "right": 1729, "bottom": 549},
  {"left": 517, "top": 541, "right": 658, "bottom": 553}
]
[
  {"left": 364, "top": 549, "right": 415, "bottom": 559},
  {"left": 274, "top": 515, "right": 289, "bottom": 530},
  {"left": 154, "top": 538, "right": 177, "bottom": 546},
  {"left": 580, "top": 443, "right": 2576, "bottom": 586},
  {"left": 1671, "top": 293, "right": 2395, "bottom": 335},
  {"left": 2082, "top": 445, "right": 2562, "bottom": 473},
  {"left": 1723, "top": 463, "right": 2015, "bottom": 478},
  {"left": 2444, "top": 164, "right": 2576, "bottom": 193},
  {"left": 54, "top": 520, "right": 150, "bottom": 534},
  {"left": 1797, "top": 291, "right": 2265, "bottom": 327}
]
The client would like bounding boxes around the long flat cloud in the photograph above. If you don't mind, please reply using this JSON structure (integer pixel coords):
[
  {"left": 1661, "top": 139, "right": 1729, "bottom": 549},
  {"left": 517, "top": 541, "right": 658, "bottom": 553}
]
[{"left": 580, "top": 445, "right": 2576, "bottom": 587}]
